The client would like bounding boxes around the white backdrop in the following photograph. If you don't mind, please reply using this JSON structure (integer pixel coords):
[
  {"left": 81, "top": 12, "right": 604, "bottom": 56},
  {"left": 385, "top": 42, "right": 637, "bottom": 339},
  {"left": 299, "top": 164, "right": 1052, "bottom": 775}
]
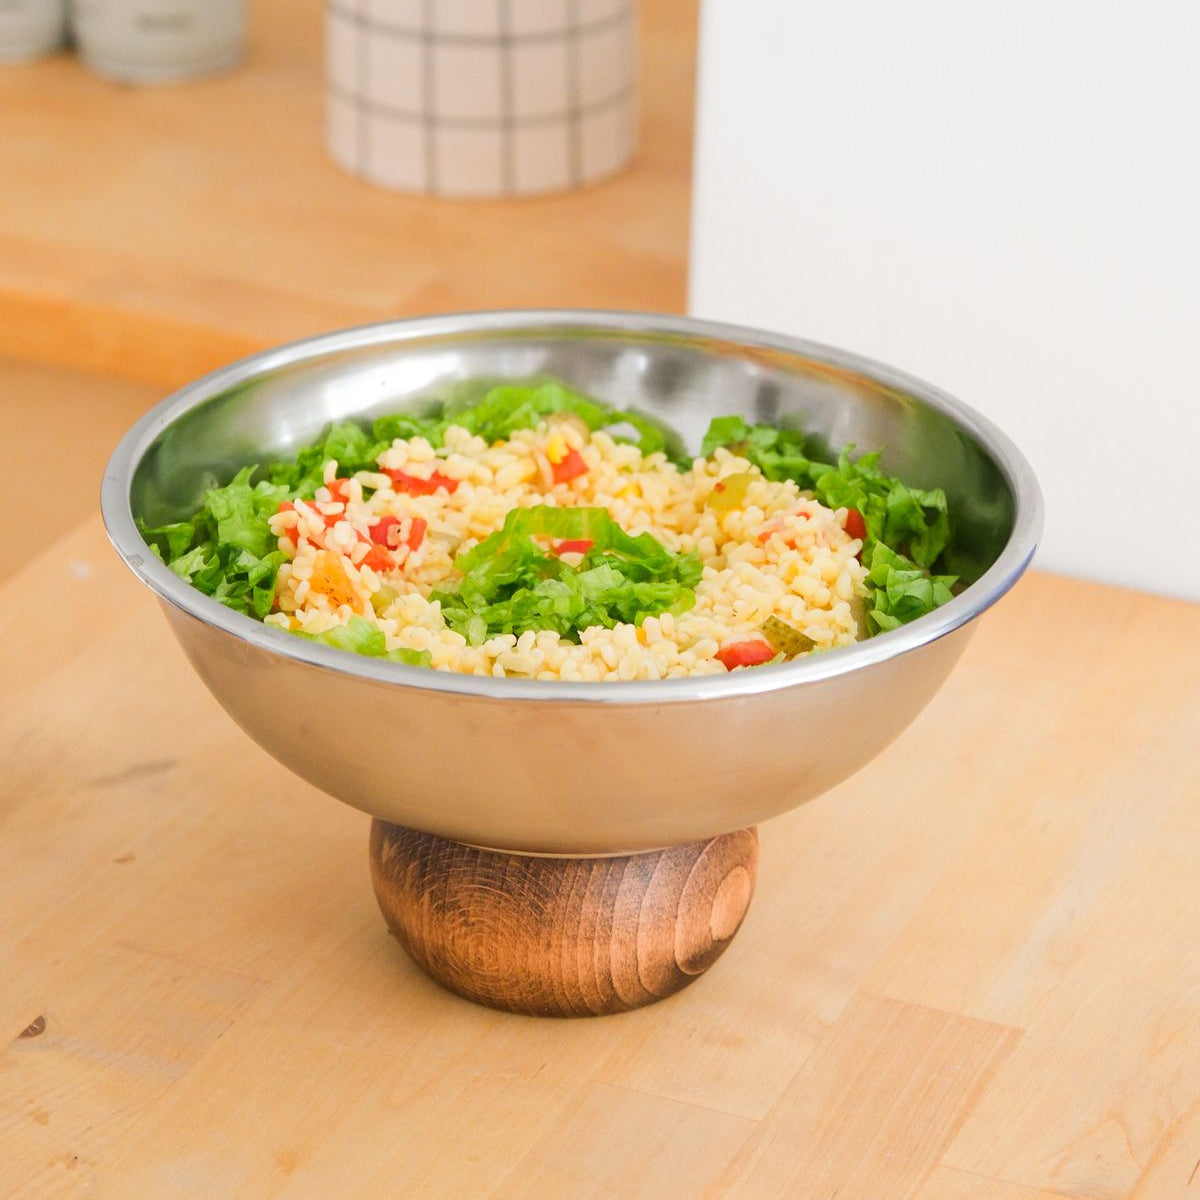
[{"left": 689, "top": 0, "right": 1200, "bottom": 601}]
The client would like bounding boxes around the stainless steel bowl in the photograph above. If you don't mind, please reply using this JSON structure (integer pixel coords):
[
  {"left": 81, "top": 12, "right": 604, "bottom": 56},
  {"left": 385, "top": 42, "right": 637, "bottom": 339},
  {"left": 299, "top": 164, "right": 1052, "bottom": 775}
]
[{"left": 102, "top": 311, "right": 1042, "bottom": 853}]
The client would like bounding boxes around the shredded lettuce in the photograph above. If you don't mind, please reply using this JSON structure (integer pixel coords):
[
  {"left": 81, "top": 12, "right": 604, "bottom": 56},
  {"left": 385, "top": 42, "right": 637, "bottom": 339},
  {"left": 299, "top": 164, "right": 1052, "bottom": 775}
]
[
  {"left": 387, "top": 646, "right": 434, "bottom": 667},
  {"left": 141, "top": 383, "right": 667, "bottom": 630},
  {"left": 864, "top": 543, "right": 957, "bottom": 632},
  {"left": 136, "top": 519, "right": 196, "bottom": 562},
  {"left": 447, "top": 382, "right": 612, "bottom": 443},
  {"left": 432, "top": 506, "right": 702, "bottom": 644},
  {"left": 294, "top": 612, "right": 386, "bottom": 655},
  {"left": 142, "top": 382, "right": 962, "bottom": 664},
  {"left": 442, "top": 381, "right": 677, "bottom": 459},
  {"left": 138, "top": 466, "right": 291, "bottom": 619},
  {"left": 700, "top": 415, "right": 956, "bottom": 631},
  {"left": 267, "top": 421, "right": 383, "bottom": 497},
  {"left": 290, "top": 614, "right": 433, "bottom": 666},
  {"left": 264, "top": 381, "right": 675, "bottom": 496}
]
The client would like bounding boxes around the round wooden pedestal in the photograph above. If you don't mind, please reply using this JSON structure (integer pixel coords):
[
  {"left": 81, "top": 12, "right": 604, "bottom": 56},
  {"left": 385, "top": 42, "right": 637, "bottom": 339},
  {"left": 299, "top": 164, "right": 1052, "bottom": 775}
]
[{"left": 369, "top": 821, "right": 758, "bottom": 1018}]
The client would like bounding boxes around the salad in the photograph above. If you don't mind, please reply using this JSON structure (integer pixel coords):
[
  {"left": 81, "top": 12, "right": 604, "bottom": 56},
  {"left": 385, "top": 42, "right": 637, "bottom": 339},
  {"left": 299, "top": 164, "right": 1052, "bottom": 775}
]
[{"left": 137, "top": 381, "right": 957, "bottom": 680}]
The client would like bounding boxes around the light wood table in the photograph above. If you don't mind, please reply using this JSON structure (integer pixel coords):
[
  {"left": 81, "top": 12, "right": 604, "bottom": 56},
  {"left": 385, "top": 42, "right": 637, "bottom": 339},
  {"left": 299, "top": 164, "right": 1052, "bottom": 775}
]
[
  {"left": 4, "top": 527, "right": 1200, "bottom": 1200},
  {"left": 0, "top": 0, "right": 695, "bottom": 389},
  {"left": 5, "top": 2, "right": 1200, "bottom": 1197},
  {"left": 0, "top": 359, "right": 160, "bottom": 585}
]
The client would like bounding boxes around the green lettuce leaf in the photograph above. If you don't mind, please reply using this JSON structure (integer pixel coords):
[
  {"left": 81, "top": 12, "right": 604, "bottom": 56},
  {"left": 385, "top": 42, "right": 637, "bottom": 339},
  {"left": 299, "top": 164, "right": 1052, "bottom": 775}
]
[
  {"left": 146, "top": 385, "right": 963, "bottom": 652},
  {"left": 268, "top": 422, "right": 388, "bottom": 497},
  {"left": 432, "top": 505, "right": 701, "bottom": 644},
  {"left": 387, "top": 647, "right": 434, "bottom": 667},
  {"left": 371, "top": 410, "right": 449, "bottom": 448},
  {"left": 137, "top": 519, "right": 197, "bottom": 562},
  {"left": 296, "top": 613, "right": 387, "bottom": 656},
  {"left": 609, "top": 410, "right": 669, "bottom": 458},
  {"left": 204, "top": 467, "right": 291, "bottom": 557},
  {"left": 865, "top": 543, "right": 957, "bottom": 632},
  {"left": 449, "top": 381, "right": 613, "bottom": 443},
  {"left": 700, "top": 416, "right": 957, "bottom": 629},
  {"left": 139, "top": 466, "right": 290, "bottom": 619},
  {"left": 290, "top": 614, "right": 433, "bottom": 666},
  {"left": 700, "top": 415, "right": 813, "bottom": 478},
  {"left": 166, "top": 541, "right": 286, "bottom": 619}
]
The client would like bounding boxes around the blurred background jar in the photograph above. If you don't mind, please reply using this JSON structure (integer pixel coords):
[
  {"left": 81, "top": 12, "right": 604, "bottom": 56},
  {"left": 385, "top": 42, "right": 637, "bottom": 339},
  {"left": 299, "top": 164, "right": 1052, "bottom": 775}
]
[
  {"left": 0, "top": 0, "right": 66, "bottom": 60},
  {"left": 326, "top": 0, "right": 639, "bottom": 198},
  {"left": 72, "top": 0, "right": 245, "bottom": 83}
]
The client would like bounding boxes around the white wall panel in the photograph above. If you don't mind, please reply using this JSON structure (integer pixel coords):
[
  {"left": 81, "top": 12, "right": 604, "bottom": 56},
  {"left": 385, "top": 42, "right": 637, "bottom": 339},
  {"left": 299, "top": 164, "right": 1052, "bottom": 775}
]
[{"left": 690, "top": 0, "right": 1200, "bottom": 598}]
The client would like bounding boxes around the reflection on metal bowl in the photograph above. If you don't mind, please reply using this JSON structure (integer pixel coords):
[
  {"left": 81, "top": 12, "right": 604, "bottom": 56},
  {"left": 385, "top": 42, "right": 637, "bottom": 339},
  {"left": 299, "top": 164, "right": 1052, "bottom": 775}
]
[{"left": 102, "top": 311, "right": 1042, "bottom": 856}]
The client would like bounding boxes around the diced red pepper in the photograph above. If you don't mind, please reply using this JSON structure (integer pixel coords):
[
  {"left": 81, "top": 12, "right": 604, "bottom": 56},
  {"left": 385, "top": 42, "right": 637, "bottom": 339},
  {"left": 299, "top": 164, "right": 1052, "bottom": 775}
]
[
  {"left": 716, "top": 640, "right": 776, "bottom": 671},
  {"left": 384, "top": 467, "right": 459, "bottom": 495},
  {"left": 368, "top": 515, "right": 402, "bottom": 547},
  {"left": 326, "top": 478, "right": 352, "bottom": 502},
  {"left": 361, "top": 545, "right": 393, "bottom": 572},
  {"left": 554, "top": 538, "right": 594, "bottom": 556},
  {"left": 405, "top": 517, "right": 428, "bottom": 551},
  {"left": 550, "top": 448, "right": 588, "bottom": 484},
  {"left": 844, "top": 508, "right": 867, "bottom": 541},
  {"left": 366, "top": 514, "right": 426, "bottom": 561},
  {"left": 367, "top": 513, "right": 429, "bottom": 549}
]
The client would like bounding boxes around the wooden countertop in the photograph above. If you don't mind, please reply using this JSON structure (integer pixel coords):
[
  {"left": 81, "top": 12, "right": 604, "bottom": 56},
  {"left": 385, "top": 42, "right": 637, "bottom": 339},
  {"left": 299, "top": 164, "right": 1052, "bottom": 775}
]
[
  {"left": 4, "top": 3, "right": 1200, "bottom": 1197},
  {"left": 0, "top": 0, "right": 695, "bottom": 390},
  {"left": 5, "top": 528, "right": 1200, "bottom": 1199}
]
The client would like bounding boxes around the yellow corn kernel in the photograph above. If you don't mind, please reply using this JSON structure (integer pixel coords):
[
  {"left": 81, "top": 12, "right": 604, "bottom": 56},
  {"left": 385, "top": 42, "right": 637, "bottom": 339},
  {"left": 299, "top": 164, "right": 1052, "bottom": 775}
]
[{"left": 545, "top": 432, "right": 568, "bottom": 464}]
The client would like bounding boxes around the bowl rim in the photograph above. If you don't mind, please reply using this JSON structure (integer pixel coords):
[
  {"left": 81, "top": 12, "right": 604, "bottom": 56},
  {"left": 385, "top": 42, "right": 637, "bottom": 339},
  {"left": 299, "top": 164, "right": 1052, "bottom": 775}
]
[{"left": 101, "top": 308, "right": 1043, "bottom": 705}]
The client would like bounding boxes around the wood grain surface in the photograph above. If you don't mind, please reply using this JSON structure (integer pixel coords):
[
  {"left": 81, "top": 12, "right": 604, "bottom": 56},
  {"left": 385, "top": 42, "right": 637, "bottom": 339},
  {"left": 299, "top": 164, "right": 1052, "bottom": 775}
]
[
  {"left": 0, "top": 359, "right": 160, "bottom": 585},
  {"left": 3, "top": 0, "right": 1200, "bottom": 1193},
  {"left": 2, "top": 515, "right": 1199, "bottom": 1198},
  {"left": 0, "top": 0, "right": 696, "bottom": 389},
  {"left": 370, "top": 823, "right": 758, "bottom": 1017}
]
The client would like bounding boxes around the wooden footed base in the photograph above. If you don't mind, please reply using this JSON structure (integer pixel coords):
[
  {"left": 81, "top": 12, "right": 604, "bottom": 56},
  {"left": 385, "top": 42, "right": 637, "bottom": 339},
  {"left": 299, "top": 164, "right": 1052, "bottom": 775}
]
[{"left": 369, "top": 821, "right": 759, "bottom": 1018}]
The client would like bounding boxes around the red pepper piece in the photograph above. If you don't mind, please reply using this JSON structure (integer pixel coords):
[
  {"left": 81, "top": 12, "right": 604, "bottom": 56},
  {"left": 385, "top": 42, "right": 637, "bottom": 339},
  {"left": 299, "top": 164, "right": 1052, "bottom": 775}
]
[
  {"left": 716, "top": 640, "right": 776, "bottom": 670},
  {"left": 384, "top": 467, "right": 459, "bottom": 495},
  {"left": 844, "top": 508, "right": 867, "bottom": 540},
  {"left": 550, "top": 448, "right": 587, "bottom": 484},
  {"left": 367, "top": 514, "right": 426, "bottom": 558},
  {"left": 406, "top": 517, "right": 428, "bottom": 551},
  {"left": 368, "top": 515, "right": 402, "bottom": 547},
  {"left": 554, "top": 538, "right": 594, "bottom": 556},
  {"left": 361, "top": 545, "right": 393, "bottom": 572}
]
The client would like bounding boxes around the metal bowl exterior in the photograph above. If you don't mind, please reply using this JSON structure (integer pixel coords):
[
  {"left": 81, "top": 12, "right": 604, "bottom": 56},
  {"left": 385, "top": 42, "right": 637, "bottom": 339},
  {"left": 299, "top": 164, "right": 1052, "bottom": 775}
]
[
  {"left": 160, "top": 598, "right": 975, "bottom": 853},
  {"left": 103, "top": 311, "right": 1042, "bottom": 854}
]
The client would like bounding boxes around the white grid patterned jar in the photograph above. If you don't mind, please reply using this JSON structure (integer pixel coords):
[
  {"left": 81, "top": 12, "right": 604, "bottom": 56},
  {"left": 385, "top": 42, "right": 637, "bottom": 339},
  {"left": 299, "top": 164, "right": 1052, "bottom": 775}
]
[{"left": 326, "top": 0, "right": 638, "bottom": 197}]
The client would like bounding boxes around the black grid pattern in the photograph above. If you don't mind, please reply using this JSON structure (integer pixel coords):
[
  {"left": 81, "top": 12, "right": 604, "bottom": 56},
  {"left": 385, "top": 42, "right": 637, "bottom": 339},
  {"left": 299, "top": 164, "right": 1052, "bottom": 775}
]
[{"left": 325, "top": 0, "right": 637, "bottom": 197}]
